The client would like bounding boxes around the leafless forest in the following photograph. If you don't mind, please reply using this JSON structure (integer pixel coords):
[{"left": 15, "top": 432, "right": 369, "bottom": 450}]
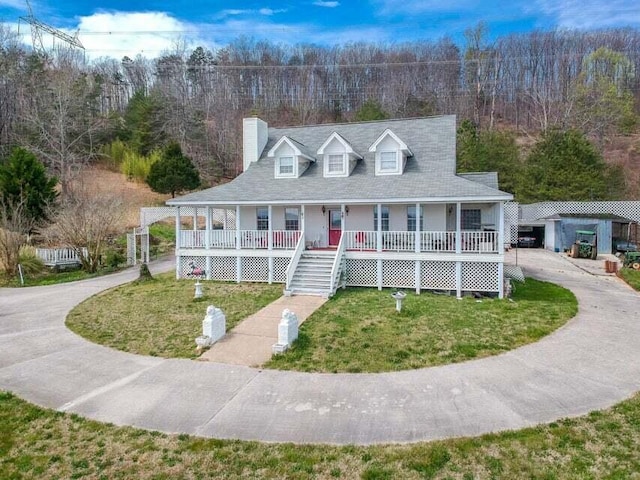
[{"left": 1, "top": 23, "right": 639, "bottom": 185}]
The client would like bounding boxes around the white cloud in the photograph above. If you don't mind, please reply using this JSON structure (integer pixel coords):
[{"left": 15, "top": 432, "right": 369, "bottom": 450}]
[
  {"left": 0, "top": 0, "right": 25, "bottom": 9},
  {"left": 373, "top": 0, "right": 477, "bottom": 16},
  {"left": 73, "top": 11, "right": 201, "bottom": 59},
  {"left": 219, "top": 9, "right": 251, "bottom": 16},
  {"left": 534, "top": 0, "right": 640, "bottom": 29},
  {"left": 259, "top": 8, "right": 288, "bottom": 15},
  {"left": 313, "top": 1, "right": 340, "bottom": 7}
]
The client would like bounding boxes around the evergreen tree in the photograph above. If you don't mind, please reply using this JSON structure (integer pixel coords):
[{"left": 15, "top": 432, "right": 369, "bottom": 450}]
[
  {"left": 456, "top": 120, "right": 521, "bottom": 194},
  {"left": 354, "top": 100, "right": 389, "bottom": 122},
  {"left": 0, "top": 147, "right": 57, "bottom": 223},
  {"left": 517, "top": 130, "right": 612, "bottom": 202},
  {"left": 122, "top": 90, "right": 166, "bottom": 156},
  {"left": 146, "top": 142, "right": 200, "bottom": 198}
]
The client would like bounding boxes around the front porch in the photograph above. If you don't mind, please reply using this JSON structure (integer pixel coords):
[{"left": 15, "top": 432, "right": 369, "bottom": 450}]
[
  {"left": 179, "top": 229, "right": 500, "bottom": 254},
  {"left": 174, "top": 201, "right": 506, "bottom": 298}
]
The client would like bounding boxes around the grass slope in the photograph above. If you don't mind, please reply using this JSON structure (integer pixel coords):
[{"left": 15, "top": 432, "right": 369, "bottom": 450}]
[
  {"left": 66, "top": 273, "right": 282, "bottom": 359},
  {"left": 1, "top": 391, "right": 638, "bottom": 479},
  {"left": 266, "top": 279, "right": 577, "bottom": 373}
]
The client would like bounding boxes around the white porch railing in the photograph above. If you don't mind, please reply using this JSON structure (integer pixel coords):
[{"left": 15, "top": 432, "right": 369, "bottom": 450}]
[
  {"left": 343, "top": 230, "right": 499, "bottom": 253},
  {"left": 329, "top": 232, "right": 347, "bottom": 295},
  {"left": 344, "top": 230, "right": 377, "bottom": 250},
  {"left": 180, "top": 230, "right": 205, "bottom": 248},
  {"left": 285, "top": 232, "right": 306, "bottom": 290},
  {"left": 420, "top": 231, "right": 456, "bottom": 252},
  {"left": 461, "top": 230, "right": 498, "bottom": 253},
  {"left": 179, "top": 229, "right": 498, "bottom": 253},
  {"left": 36, "top": 247, "right": 87, "bottom": 266},
  {"left": 180, "top": 230, "right": 301, "bottom": 250},
  {"left": 209, "top": 230, "right": 237, "bottom": 249}
]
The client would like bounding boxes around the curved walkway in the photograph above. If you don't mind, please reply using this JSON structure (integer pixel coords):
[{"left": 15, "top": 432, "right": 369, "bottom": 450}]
[{"left": 0, "top": 251, "right": 639, "bottom": 445}]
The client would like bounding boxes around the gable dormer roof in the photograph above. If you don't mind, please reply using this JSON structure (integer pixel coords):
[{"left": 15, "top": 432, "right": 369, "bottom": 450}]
[
  {"left": 368, "top": 128, "right": 413, "bottom": 156},
  {"left": 317, "top": 132, "right": 363, "bottom": 158},
  {"left": 267, "top": 136, "right": 315, "bottom": 162}
]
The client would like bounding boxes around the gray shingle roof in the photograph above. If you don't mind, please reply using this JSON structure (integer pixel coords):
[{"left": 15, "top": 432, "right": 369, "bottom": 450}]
[
  {"left": 458, "top": 172, "right": 500, "bottom": 190},
  {"left": 169, "top": 115, "right": 513, "bottom": 206}
]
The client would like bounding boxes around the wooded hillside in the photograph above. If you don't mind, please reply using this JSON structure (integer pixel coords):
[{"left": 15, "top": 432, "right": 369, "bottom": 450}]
[{"left": 1, "top": 22, "right": 639, "bottom": 198}]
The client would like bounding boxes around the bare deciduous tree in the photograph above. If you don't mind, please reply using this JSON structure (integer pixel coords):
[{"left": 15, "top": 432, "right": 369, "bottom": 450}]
[
  {"left": 0, "top": 197, "right": 36, "bottom": 277},
  {"left": 45, "top": 183, "right": 124, "bottom": 273}
]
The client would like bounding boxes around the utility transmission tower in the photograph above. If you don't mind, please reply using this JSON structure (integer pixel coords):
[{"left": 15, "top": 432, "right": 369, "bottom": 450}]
[{"left": 19, "top": 0, "right": 84, "bottom": 55}]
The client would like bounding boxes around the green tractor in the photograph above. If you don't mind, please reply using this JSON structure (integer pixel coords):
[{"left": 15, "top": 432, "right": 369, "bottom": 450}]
[{"left": 568, "top": 230, "right": 598, "bottom": 260}]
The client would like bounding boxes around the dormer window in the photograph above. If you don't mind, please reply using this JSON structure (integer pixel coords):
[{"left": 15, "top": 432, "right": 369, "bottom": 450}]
[
  {"left": 268, "top": 136, "right": 315, "bottom": 179},
  {"left": 327, "top": 154, "right": 346, "bottom": 174},
  {"left": 379, "top": 151, "right": 398, "bottom": 172},
  {"left": 317, "top": 132, "right": 362, "bottom": 178},
  {"left": 369, "top": 129, "right": 412, "bottom": 176},
  {"left": 278, "top": 156, "right": 295, "bottom": 176}
]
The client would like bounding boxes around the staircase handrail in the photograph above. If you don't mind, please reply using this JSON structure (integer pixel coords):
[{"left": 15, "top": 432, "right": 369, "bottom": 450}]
[
  {"left": 285, "top": 232, "right": 306, "bottom": 290},
  {"left": 329, "top": 234, "right": 347, "bottom": 294}
]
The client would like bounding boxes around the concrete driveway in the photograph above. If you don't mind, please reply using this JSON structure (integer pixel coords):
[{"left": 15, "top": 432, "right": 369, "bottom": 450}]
[{"left": 0, "top": 251, "right": 639, "bottom": 445}]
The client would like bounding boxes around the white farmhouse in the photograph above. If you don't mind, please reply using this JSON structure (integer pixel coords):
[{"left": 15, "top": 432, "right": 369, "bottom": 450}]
[{"left": 168, "top": 115, "right": 513, "bottom": 297}]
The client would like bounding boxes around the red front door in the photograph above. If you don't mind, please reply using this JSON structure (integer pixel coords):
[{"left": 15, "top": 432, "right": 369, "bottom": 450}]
[{"left": 328, "top": 209, "right": 342, "bottom": 246}]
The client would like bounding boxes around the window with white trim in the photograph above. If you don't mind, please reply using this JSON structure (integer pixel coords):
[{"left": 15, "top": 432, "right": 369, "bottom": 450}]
[
  {"left": 407, "top": 206, "right": 424, "bottom": 231},
  {"left": 462, "top": 209, "right": 482, "bottom": 230},
  {"left": 285, "top": 208, "right": 299, "bottom": 231},
  {"left": 373, "top": 205, "right": 390, "bottom": 231},
  {"left": 257, "top": 208, "right": 269, "bottom": 230},
  {"left": 327, "top": 154, "right": 345, "bottom": 174},
  {"left": 379, "top": 151, "right": 398, "bottom": 171},
  {"left": 278, "top": 156, "right": 294, "bottom": 176}
]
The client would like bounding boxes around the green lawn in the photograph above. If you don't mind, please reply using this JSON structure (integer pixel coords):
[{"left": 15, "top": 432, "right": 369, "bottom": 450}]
[
  {"left": 1, "top": 390, "right": 638, "bottom": 479},
  {"left": 67, "top": 276, "right": 576, "bottom": 369},
  {"left": 66, "top": 273, "right": 283, "bottom": 359},
  {"left": 619, "top": 268, "right": 640, "bottom": 291},
  {"left": 0, "top": 266, "right": 121, "bottom": 288},
  {"left": 265, "top": 279, "right": 577, "bottom": 373}
]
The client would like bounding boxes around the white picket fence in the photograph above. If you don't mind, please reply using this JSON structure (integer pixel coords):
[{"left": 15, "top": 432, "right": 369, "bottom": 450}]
[{"left": 36, "top": 247, "right": 87, "bottom": 267}]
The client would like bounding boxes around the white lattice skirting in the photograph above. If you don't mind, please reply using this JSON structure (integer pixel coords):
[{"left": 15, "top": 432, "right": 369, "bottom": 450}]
[
  {"left": 180, "top": 256, "right": 500, "bottom": 294},
  {"left": 346, "top": 259, "right": 499, "bottom": 293},
  {"left": 180, "top": 256, "right": 290, "bottom": 283}
]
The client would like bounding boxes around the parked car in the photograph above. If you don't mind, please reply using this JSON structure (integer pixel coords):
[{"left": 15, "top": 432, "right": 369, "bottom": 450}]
[
  {"left": 517, "top": 236, "right": 536, "bottom": 248},
  {"left": 613, "top": 238, "right": 638, "bottom": 253}
]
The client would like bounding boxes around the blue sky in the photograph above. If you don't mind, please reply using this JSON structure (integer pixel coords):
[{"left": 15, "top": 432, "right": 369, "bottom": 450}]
[{"left": 1, "top": 0, "right": 640, "bottom": 59}]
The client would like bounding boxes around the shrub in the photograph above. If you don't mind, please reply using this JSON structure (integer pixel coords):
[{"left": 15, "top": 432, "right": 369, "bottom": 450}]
[
  {"left": 103, "top": 248, "right": 126, "bottom": 269},
  {"left": 121, "top": 150, "right": 160, "bottom": 182},
  {"left": 17, "top": 245, "right": 45, "bottom": 275}
]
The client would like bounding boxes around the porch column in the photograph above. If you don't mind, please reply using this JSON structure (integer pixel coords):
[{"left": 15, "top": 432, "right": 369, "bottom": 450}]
[
  {"left": 175, "top": 206, "right": 181, "bottom": 279},
  {"left": 235, "top": 205, "right": 241, "bottom": 250},
  {"left": 205, "top": 206, "right": 211, "bottom": 280},
  {"left": 498, "top": 202, "right": 505, "bottom": 254},
  {"left": 341, "top": 204, "right": 346, "bottom": 239},
  {"left": 235, "top": 205, "right": 241, "bottom": 283},
  {"left": 205, "top": 207, "right": 211, "bottom": 249},
  {"left": 415, "top": 203, "right": 421, "bottom": 253},
  {"left": 267, "top": 205, "right": 273, "bottom": 284},
  {"left": 455, "top": 202, "right": 462, "bottom": 254},
  {"left": 193, "top": 207, "right": 197, "bottom": 231},
  {"left": 223, "top": 209, "right": 228, "bottom": 230},
  {"left": 376, "top": 203, "right": 382, "bottom": 252},
  {"left": 300, "top": 205, "right": 305, "bottom": 244},
  {"left": 498, "top": 202, "right": 505, "bottom": 299},
  {"left": 268, "top": 205, "right": 273, "bottom": 250}
]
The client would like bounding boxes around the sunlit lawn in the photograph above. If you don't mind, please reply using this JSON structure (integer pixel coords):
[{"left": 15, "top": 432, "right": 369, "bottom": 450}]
[
  {"left": 66, "top": 272, "right": 283, "bottom": 359},
  {"left": 266, "top": 279, "right": 577, "bottom": 372},
  {"left": 1, "top": 390, "right": 638, "bottom": 479}
]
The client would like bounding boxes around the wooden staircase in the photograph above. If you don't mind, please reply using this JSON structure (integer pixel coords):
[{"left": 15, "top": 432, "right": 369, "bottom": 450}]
[{"left": 287, "top": 250, "right": 337, "bottom": 297}]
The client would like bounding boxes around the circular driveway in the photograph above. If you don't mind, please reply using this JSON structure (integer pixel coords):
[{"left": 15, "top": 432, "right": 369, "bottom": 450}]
[{"left": 0, "top": 250, "right": 639, "bottom": 445}]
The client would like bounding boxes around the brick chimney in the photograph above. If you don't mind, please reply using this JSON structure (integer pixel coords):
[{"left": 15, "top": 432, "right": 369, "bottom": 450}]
[{"left": 243, "top": 117, "right": 268, "bottom": 172}]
